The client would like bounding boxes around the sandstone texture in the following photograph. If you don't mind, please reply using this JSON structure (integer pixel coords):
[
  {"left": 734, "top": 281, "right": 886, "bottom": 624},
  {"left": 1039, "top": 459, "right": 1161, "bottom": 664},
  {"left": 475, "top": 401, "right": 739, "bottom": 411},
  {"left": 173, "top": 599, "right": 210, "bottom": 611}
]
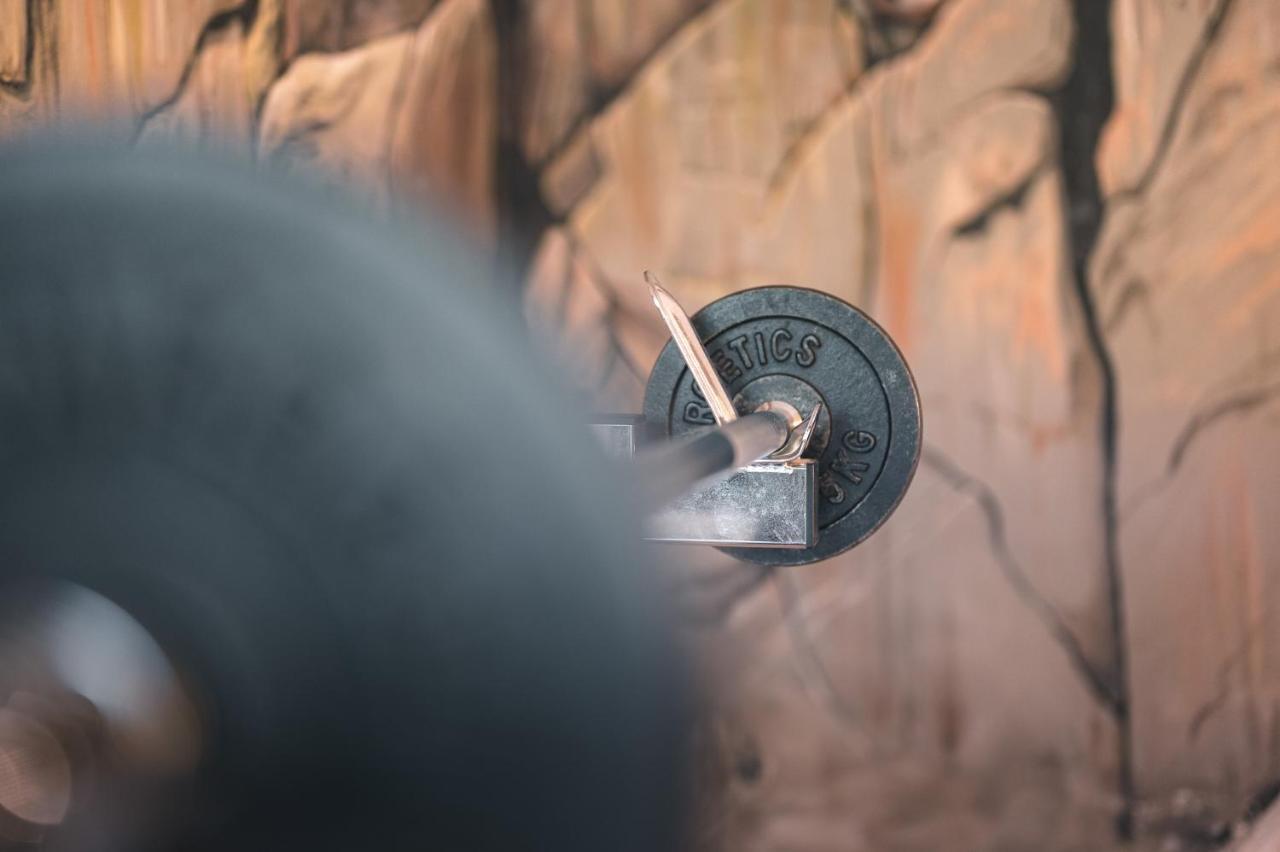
[
  {"left": 52, "top": 0, "right": 245, "bottom": 119},
  {"left": 135, "top": 17, "right": 254, "bottom": 149},
  {"left": 0, "top": 0, "right": 26, "bottom": 86},
  {"left": 3, "top": 0, "right": 1280, "bottom": 848},
  {"left": 1092, "top": 0, "right": 1280, "bottom": 817},
  {"left": 513, "top": 0, "right": 719, "bottom": 165},
  {"left": 259, "top": 0, "right": 496, "bottom": 234},
  {"left": 523, "top": 4, "right": 1131, "bottom": 850},
  {"left": 278, "top": 0, "right": 437, "bottom": 58}
]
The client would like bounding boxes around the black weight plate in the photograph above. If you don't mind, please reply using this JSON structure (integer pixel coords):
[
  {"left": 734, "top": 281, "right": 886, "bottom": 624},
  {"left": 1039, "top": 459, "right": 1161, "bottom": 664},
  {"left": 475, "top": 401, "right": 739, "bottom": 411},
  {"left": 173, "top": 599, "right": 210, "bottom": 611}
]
[
  {"left": 643, "top": 287, "right": 921, "bottom": 566},
  {"left": 0, "top": 140, "right": 687, "bottom": 851}
]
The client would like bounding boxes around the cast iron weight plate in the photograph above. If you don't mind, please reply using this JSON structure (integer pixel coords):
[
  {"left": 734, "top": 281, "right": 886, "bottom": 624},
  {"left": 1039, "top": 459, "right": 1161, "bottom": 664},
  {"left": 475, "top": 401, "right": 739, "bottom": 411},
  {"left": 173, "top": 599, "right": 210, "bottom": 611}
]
[{"left": 643, "top": 287, "right": 921, "bottom": 566}]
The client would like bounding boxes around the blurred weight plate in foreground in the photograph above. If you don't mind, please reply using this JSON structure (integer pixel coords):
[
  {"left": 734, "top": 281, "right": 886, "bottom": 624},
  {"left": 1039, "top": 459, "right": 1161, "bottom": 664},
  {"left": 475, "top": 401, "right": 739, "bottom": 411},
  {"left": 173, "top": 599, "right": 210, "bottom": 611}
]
[{"left": 0, "top": 139, "right": 689, "bottom": 852}]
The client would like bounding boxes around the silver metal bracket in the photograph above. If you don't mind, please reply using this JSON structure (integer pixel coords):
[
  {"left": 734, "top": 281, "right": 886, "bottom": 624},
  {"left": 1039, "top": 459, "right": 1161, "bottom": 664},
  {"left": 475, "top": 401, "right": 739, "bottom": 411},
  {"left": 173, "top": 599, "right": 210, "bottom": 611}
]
[
  {"left": 646, "top": 459, "right": 816, "bottom": 548},
  {"left": 589, "top": 418, "right": 818, "bottom": 550}
]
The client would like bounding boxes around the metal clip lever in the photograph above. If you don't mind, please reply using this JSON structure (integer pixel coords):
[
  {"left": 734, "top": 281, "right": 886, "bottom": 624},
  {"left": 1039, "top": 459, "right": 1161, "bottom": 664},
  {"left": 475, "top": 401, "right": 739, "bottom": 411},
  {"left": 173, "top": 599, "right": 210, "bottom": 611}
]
[
  {"left": 645, "top": 272, "right": 738, "bottom": 425},
  {"left": 591, "top": 275, "right": 821, "bottom": 549}
]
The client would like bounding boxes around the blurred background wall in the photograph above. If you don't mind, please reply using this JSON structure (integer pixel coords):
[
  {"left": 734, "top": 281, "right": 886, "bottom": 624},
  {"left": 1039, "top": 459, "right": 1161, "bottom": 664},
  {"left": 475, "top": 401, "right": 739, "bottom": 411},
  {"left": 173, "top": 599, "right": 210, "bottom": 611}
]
[{"left": 2, "top": 1, "right": 1278, "bottom": 849}]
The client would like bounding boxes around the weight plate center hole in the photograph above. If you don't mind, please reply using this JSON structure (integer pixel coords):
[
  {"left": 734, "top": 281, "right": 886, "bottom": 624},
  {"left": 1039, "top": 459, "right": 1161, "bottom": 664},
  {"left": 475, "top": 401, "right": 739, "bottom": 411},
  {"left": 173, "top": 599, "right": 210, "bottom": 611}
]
[{"left": 732, "top": 375, "right": 832, "bottom": 457}]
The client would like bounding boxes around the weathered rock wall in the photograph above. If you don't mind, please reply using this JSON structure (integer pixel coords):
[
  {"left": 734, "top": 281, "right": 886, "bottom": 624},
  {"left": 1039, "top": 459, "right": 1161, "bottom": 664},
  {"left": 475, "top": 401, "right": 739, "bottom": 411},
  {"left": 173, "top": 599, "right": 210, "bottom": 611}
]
[
  {"left": 1094, "top": 0, "right": 1280, "bottom": 816},
  {"left": 2, "top": 1, "right": 1278, "bottom": 848}
]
